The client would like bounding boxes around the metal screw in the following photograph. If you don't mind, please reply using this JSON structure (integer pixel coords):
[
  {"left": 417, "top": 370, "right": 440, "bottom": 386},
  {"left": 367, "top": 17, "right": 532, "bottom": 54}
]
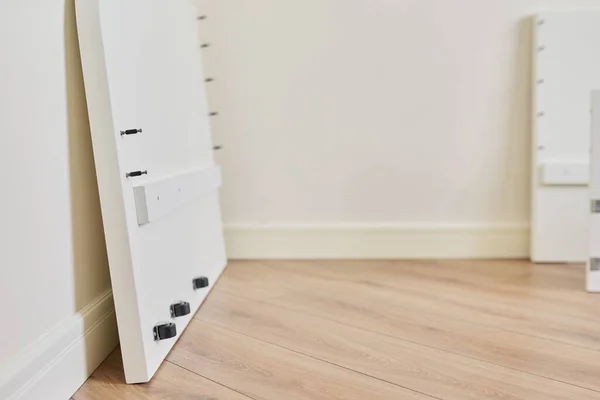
[
  {"left": 125, "top": 170, "right": 148, "bottom": 178},
  {"left": 201, "top": 43, "right": 211, "bottom": 49},
  {"left": 213, "top": 145, "right": 223, "bottom": 151},
  {"left": 537, "top": 79, "right": 545, "bottom": 84},
  {"left": 120, "top": 128, "right": 143, "bottom": 136},
  {"left": 197, "top": 15, "right": 207, "bottom": 20},
  {"left": 209, "top": 112, "right": 219, "bottom": 117},
  {"left": 538, "top": 45, "right": 546, "bottom": 52},
  {"left": 538, "top": 112, "right": 545, "bottom": 117},
  {"left": 538, "top": 145, "right": 545, "bottom": 150},
  {"left": 205, "top": 77, "right": 215, "bottom": 83},
  {"left": 538, "top": 19, "right": 545, "bottom": 26}
]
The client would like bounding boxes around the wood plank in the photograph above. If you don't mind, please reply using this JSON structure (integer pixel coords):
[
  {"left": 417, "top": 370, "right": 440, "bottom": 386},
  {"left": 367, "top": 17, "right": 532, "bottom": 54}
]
[
  {"left": 198, "top": 291, "right": 600, "bottom": 399},
  {"left": 362, "top": 262, "right": 597, "bottom": 317},
  {"left": 215, "top": 261, "right": 301, "bottom": 300},
  {"left": 225, "top": 260, "right": 588, "bottom": 309},
  {"left": 76, "top": 260, "right": 600, "bottom": 399},
  {"left": 167, "top": 318, "right": 429, "bottom": 400},
  {"left": 358, "top": 267, "right": 600, "bottom": 346},
  {"left": 224, "top": 261, "right": 600, "bottom": 349},
  {"left": 73, "top": 349, "right": 251, "bottom": 400},
  {"left": 267, "top": 260, "right": 591, "bottom": 309},
  {"left": 268, "top": 259, "right": 530, "bottom": 284},
  {"left": 216, "top": 260, "right": 378, "bottom": 300}
]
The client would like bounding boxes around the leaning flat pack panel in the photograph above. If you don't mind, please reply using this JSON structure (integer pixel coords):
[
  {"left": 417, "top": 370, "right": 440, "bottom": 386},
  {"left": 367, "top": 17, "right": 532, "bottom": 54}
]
[
  {"left": 531, "top": 11, "right": 600, "bottom": 262},
  {"left": 75, "top": 0, "right": 226, "bottom": 383},
  {"left": 588, "top": 91, "right": 600, "bottom": 292}
]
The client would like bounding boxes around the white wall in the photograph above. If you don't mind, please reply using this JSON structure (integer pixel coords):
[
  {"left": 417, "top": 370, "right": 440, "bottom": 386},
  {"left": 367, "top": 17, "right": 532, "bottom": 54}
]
[
  {"left": 193, "top": 0, "right": 600, "bottom": 258},
  {"left": 0, "top": 1, "right": 117, "bottom": 399}
]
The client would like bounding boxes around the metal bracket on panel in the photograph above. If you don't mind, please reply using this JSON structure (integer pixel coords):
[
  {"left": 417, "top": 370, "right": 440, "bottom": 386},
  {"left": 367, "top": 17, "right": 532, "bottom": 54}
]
[
  {"left": 540, "top": 162, "right": 589, "bottom": 186},
  {"left": 132, "top": 166, "right": 222, "bottom": 225},
  {"left": 120, "top": 128, "right": 143, "bottom": 136},
  {"left": 590, "top": 258, "right": 600, "bottom": 272},
  {"left": 193, "top": 277, "right": 209, "bottom": 290},
  {"left": 153, "top": 323, "right": 177, "bottom": 341},
  {"left": 170, "top": 301, "right": 191, "bottom": 318},
  {"left": 592, "top": 200, "right": 600, "bottom": 214}
]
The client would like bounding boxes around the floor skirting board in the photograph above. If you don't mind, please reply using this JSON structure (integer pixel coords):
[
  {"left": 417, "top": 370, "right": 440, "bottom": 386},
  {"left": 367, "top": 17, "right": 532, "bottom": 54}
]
[
  {"left": 224, "top": 224, "right": 530, "bottom": 260},
  {"left": 0, "top": 290, "right": 119, "bottom": 400}
]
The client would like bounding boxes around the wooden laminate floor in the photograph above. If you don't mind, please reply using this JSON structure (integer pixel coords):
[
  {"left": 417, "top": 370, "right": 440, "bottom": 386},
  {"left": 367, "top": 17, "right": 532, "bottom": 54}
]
[{"left": 74, "top": 260, "right": 600, "bottom": 400}]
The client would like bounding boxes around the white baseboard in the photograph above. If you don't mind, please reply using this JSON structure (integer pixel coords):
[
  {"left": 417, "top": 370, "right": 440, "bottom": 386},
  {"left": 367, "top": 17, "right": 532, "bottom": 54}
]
[
  {"left": 225, "top": 223, "right": 530, "bottom": 259},
  {"left": 0, "top": 290, "right": 119, "bottom": 400}
]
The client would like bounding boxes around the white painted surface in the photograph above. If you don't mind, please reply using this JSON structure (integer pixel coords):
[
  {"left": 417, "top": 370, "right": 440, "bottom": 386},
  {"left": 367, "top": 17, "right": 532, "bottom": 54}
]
[
  {"left": 588, "top": 91, "right": 600, "bottom": 292},
  {"left": 531, "top": 11, "right": 600, "bottom": 262},
  {"left": 77, "top": 0, "right": 226, "bottom": 383},
  {"left": 1, "top": 291, "right": 118, "bottom": 400},
  {"left": 540, "top": 162, "right": 589, "bottom": 185},
  {"left": 134, "top": 166, "right": 222, "bottom": 225},
  {"left": 191, "top": 0, "right": 600, "bottom": 259},
  {"left": 225, "top": 224, "right": 529, "bottom": 260},
  {"left": 0, "top": 1, "right": 116, "bottom": 399}
]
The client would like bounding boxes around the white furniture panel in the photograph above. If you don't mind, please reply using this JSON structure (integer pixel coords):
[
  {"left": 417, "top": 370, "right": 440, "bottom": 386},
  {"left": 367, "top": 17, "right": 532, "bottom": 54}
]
[
  {"left": 76, "top": 0, "right": 226, "bottom": 383},
  {"left": 531, "top": 11, "right": 600, "bottom": 262},
  {"left": 588, "top": 91, "right": 600, "bottom": 292}
]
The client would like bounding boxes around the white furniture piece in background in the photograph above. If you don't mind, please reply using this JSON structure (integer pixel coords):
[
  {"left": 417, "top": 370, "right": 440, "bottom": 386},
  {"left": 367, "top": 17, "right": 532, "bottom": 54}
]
[
  {"left": 531, "top": 11, "right": 600, "bottom": 262},
  {"left": 76, "top": 0, "right": 226, "bottom": 383},
  {"left": 588, "top": 91, "right": 600, "bottom": 292}
]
